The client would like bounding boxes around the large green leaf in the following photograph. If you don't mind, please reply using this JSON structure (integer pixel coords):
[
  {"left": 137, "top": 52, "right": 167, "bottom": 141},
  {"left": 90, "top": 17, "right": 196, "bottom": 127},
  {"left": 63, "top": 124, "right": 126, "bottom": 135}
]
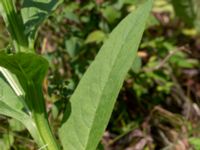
[
  {"left": 0, "top": 53, "right": 57, "bottom": 148},
  {"left": 0, "top": 52, "right": 49, "bottom": 112},
  {"left": 59, "top": 1, "right": 153, "bottom": 150},
  {"left": 171, "top": 0, "right": 200, "bottom": 31},
  {"left": 21, "top": 0, "right": 63, "bottom": 42},
  {"left": 0, "top": 52, "right": 61, "bottom": 150}
]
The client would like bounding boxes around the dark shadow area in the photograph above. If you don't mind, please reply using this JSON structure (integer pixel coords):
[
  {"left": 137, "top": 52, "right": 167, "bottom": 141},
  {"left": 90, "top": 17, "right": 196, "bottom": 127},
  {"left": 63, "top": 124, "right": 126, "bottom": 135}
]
[{"left": 61, "top": 100, "right": 72, "bottom": 124}]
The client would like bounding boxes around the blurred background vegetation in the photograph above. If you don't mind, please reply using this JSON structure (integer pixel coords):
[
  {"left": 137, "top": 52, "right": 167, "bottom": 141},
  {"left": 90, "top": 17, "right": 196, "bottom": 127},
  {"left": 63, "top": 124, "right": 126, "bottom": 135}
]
[{"left": 0, "top": 0, "right": 200, "bottom": 149}]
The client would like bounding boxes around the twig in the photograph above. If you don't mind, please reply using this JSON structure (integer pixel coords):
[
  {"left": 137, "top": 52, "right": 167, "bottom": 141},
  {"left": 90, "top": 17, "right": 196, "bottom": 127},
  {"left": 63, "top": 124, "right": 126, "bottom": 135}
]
[
  {"left": 143, "top": 46, "right": 188, "bottom": 72},
  {"left": 167, "top": 65, "right": 192, "bottom": 119}
]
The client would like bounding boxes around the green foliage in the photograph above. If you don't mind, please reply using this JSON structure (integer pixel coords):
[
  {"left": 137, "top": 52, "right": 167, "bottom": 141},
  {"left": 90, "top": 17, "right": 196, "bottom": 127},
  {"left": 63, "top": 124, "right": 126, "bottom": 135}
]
[
  {"left": 0, "top": 0, "right": 62, "bottom": 149},
  {"left": 0, "top": 132, "right": 14, "bottom": 150},
  {"left": 0, "top": 52, "right": 48, "bottom": 111},
  {"left": 0, "top": 0, "right": 62, "bottom": 52},
  {"left": 0, "top": 76, "right": 43, "bottom": 146},
  {"left": 189, "top": 138, "right": 200, "bottom": 149},
  {"left": 0, "top": 0, "right": 154, "bottom": 149},
  {"left": 9, "top": 119, "right": 25, "bottom": 132},
  {"left": 85, "top": 30, "right": 107, "bottom": 44},
  {"left": 171, "top": 0, "right": 196, "bottom": 26},
  {"left": 0, "top": 52, "right": 60, "bottom": 150},
  {"left": 21, "top": 0, "right": 63, "bottom": 47},
  {"left": 0, "top": 0, "right": 28, "bottom": 52},
  {"left": 59, "top": 1, "right": 153, "bottom": 150},
  {"left": 0, "top": 0, "right": 200, "bottom": 149},
  {"left": 171, "top": 0, "right": 200, "bottom": 31},
  {"left": 101, "top": 6, "right": 121, "bottom": 24}
]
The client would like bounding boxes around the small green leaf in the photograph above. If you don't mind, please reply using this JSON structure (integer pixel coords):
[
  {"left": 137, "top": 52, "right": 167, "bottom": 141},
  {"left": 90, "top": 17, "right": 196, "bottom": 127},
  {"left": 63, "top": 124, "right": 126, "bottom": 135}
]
[
  {"left": 146, "top": 14, "right": 160, "bottom": 27},
  {"left": 169, "top": 52, "right": 199, "bottom": 68},
  {"left": 85, "top": 30, "right": 106, "bottom": 44},
  {"left": 59, "top": 0, "right": 153, "bottom": 150},
  {"left": 21, "top": 0, "right": 63, "bottom": 42},
  {"left": 9, "top": 119, "right": 26, "bottom": 132},
  {"left": 65, "top": 37, "right": 81, "bottom": 57},
  {"left": 189, "top": 137, "right": 200, "bottom": 149},
  {"left": 101, "top": 6, "right": 121, "bottom": 24}
]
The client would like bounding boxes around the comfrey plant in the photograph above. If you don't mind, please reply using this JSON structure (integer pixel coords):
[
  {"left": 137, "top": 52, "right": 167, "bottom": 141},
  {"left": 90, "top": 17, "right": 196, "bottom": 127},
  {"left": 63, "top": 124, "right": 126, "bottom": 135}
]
[{"left": 0, "top": 0, "right": 153, "bottom": 150}]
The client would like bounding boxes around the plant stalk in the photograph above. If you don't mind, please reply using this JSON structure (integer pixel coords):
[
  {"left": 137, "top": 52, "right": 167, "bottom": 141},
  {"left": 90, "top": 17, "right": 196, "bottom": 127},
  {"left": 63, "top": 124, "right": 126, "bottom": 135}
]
[
  {"left": 34, "top": 113, "right": 60, "bottom": 150},
  {"left": 26, "top": 83, "right": 60, "bottom": 150},
  {"left": 1, "top": 1, "right": 60, "bottom": 149},
  {"left": 0, "top": 0, "right": 31, "bottom": 52}
]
